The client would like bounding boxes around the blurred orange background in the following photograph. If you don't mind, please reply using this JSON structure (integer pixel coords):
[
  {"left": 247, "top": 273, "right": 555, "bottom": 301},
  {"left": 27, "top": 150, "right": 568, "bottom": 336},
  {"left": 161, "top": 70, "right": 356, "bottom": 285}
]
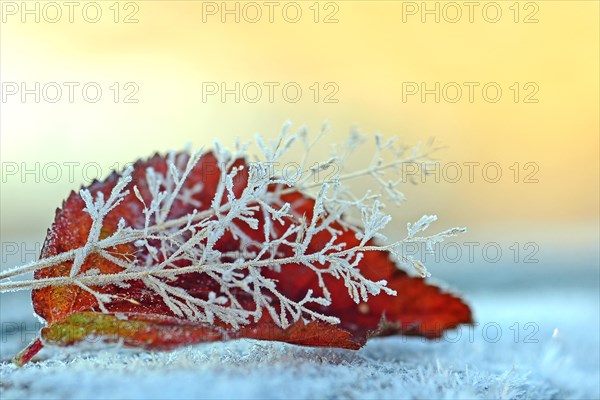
[{"left": 1, "top": 1, "right": 598, "bottom": 271}]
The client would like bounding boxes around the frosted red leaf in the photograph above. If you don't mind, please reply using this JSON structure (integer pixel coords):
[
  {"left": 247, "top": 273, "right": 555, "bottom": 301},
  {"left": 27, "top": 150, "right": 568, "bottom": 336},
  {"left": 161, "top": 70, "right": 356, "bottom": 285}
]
[{"left": 14, "top": 151, "right": 472, "bottom": 365}]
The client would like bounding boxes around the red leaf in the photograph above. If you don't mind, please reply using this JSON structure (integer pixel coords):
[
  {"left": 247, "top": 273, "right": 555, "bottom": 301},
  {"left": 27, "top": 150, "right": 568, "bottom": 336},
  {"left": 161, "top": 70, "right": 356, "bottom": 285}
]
[{"left": 15, "top": 151, "right": 472, "bottom": 365}]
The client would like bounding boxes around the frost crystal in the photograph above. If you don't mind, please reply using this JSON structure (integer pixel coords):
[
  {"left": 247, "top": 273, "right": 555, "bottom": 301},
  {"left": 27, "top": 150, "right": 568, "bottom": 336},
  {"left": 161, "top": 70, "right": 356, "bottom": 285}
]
[{"left": 0, "top": 123, "right": 465, "bottom": 330}]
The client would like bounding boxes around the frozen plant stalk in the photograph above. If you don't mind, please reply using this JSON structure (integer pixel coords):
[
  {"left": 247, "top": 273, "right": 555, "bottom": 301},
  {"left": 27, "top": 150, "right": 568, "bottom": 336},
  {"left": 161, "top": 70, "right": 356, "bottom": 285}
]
[{"left": 0, "top": 122, "right": 468, "bottom": 365}]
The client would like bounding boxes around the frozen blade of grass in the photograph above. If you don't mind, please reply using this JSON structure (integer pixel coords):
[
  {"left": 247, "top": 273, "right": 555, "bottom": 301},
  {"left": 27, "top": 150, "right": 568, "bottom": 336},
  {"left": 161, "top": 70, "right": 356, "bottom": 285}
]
[{"left": 0, "top": 123, "right": 465, "bottom": 332}]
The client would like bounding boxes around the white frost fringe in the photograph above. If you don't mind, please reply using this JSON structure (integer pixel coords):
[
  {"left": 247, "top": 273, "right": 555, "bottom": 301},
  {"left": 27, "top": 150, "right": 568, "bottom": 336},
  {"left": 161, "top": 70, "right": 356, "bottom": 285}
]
[{"left": 0, "top": 122, "right": 465, "bottom": 330}]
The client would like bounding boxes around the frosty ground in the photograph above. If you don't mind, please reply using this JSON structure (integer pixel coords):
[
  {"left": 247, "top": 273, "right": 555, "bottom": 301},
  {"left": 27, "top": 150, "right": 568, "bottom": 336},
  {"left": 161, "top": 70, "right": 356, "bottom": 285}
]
[{"left": 1, "top": 284, "right": 598, "bottom": 400}]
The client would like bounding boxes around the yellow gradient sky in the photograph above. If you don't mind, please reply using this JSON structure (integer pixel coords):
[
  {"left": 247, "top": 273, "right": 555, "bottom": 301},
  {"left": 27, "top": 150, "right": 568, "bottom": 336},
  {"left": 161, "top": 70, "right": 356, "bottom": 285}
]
[{"left": 1, "top": 1, "right": 598, "bottom": 260}]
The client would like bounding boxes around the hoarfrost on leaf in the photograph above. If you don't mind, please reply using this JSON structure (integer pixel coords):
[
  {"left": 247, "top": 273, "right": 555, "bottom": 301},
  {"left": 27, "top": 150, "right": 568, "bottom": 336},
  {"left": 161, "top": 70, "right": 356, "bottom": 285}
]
[{"left": 1, "top": 122, "right": 469, "bottom": 363}]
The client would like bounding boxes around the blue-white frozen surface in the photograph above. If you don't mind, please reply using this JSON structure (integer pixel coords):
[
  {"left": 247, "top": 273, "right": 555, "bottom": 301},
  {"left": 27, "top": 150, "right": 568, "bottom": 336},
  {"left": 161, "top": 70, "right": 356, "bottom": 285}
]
[
  {"left": 2, "top": 249, "right": 599, "bottom": 400},
  {"left": 1, "top": 285, "right": 598, "bottom": 400}
]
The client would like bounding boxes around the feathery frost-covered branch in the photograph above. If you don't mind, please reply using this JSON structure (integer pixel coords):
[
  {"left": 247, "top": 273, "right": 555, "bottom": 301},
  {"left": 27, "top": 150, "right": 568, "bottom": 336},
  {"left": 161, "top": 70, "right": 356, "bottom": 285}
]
[{"left": 0, "top": 122, "right": 465, "bottom": 329}]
